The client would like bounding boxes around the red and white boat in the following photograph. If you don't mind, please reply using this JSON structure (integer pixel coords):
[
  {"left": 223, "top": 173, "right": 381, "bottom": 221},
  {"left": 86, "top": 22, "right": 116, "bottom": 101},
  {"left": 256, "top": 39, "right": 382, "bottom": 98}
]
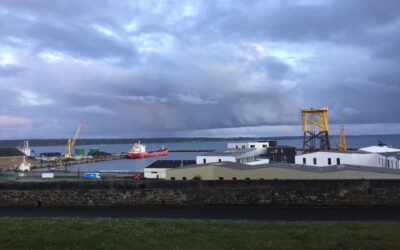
[{"left": 127, "top": 141, "right": 168, "bottom": 159}]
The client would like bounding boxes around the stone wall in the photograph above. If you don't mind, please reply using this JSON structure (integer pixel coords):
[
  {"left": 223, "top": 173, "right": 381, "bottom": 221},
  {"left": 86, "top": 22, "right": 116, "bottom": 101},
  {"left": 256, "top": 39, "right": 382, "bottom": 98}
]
[{"left": 0, "top": 179, "right": 400, "bottom": 207}]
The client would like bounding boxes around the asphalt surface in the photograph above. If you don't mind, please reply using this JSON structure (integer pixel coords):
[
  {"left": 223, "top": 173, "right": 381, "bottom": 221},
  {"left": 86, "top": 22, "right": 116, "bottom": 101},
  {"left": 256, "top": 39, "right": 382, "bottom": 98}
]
[{"left": 1, "top": 207, "right": 400, "bottom": 221}]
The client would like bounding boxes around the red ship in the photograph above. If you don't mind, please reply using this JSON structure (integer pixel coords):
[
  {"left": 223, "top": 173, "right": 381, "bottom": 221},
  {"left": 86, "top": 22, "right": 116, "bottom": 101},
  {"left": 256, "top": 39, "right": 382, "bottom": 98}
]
[{"left": 127, "top": 141, "right": 168, "bottom": 159}]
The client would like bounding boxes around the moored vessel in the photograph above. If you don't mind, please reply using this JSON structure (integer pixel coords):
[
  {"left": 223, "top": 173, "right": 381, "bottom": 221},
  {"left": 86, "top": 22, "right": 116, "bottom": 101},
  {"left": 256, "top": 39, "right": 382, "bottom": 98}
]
[{"left": 127, "top": 141, "right": 168, "bottom": 159}]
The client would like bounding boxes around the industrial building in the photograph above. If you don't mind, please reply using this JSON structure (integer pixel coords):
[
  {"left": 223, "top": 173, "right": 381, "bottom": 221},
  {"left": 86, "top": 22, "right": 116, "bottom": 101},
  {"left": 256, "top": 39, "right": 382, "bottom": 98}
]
[
  {"left": 196, "top": 140, "right": 285, "bottom": 165},
  {"left": 0, "top": 148, "right": 26, "bottom": 170},
  {"left": 378, "top": 152, "right": 400, "bottom": 169},
  {"left": 295, "top": 145, "right": 400, "bottom": 168},
  {"left": 196, "top": 148, "right": 264, "bottom": 165},
  {"left": 227, "top": 141, "right": 277, "bottom": 154},
  {"left": 165, "top": 162, "right": 400, "bottom": 181},
  {"left": 144, "top": 160, "right": 196, "bottom": 179},
  {"left": 267, "top": 146, "right": 296, "bottom": 163}
]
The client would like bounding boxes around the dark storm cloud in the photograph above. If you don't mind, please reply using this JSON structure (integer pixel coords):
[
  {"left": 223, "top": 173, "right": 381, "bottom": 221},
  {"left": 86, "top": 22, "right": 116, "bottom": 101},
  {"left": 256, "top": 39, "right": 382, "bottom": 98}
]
[{"left": 0, "top": 0, "right": 399, "bottom": 138}]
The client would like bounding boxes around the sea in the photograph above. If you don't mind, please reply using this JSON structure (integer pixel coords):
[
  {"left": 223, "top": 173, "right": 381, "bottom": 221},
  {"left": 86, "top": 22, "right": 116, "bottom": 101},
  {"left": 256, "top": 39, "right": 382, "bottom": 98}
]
[{"left": 31, "top": 135, "right": 400, "bottom": 172}]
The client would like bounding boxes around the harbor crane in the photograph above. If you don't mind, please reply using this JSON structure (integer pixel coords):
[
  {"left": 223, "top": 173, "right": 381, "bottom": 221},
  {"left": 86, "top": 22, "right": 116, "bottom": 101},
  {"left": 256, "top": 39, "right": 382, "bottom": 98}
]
[
  {"left": 65, "top": 121, "right": 82, "bottom": 158},
  {"left": 338, "top": 125, "right": 347, "bottom": 151}
]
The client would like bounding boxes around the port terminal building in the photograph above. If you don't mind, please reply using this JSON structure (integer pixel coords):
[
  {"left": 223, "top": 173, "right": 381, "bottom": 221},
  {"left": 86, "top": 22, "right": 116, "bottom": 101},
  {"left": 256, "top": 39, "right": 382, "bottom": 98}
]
[{"left": 196, "top": 141, "right": 295, "bottom": 165}]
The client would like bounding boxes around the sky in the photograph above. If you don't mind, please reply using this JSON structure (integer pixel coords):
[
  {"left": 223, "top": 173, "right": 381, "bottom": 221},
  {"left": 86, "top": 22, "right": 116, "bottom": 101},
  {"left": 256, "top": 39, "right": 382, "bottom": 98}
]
[{"left": 0, "top": 0, "right": 399, "bottom": 139}]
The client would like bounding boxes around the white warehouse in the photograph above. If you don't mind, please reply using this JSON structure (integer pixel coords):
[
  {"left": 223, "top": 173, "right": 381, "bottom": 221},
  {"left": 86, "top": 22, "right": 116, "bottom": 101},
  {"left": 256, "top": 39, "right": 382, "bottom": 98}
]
[
  {"left": 196, "top": 148, "right": 268, "bottom": 165},
  {"left": 144, "top": 160, "right": 196, "bottom": 179},
  {"left": 227, "top": 141, "right": 276, "bottom": 155},
  {"left": 295, "top": 150, "right": 378, "bottom": 167},
  {"left": 196, "top": 141, "right": 276, "bottom": 165},
  {"left": 295, "top": 145, "right": 400, "bottom": 169}
]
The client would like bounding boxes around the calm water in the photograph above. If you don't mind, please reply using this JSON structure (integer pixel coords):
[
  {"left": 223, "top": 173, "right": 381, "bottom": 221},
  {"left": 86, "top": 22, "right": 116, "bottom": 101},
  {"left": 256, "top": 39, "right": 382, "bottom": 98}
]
[{"left": 31, "top": 135, "right": 400, "bottom": 172}]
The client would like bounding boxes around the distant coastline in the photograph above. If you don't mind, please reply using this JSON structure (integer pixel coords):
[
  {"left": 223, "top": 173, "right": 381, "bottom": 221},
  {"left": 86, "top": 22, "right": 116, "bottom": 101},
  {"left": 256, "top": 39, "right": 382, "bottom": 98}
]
[{"left": 0, "top": 134, "right": 399, "bottom": 147}]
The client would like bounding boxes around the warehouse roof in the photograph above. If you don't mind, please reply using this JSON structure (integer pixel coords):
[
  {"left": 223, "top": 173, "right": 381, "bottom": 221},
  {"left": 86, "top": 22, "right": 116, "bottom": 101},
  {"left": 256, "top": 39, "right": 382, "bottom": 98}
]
[
  {"left": 299, "top": 149, "right": 368, "bottom": 155},
  {"left": 359, "top": 145, "right": 400, "bottom": 153},
  {"left": 200, "top": 148, "right": 257, "bottom": 157},
  {"left": 146, "top": 160, "right": 196, "bottom": 169},
  {"left": 0, "top": 148, "right": 25, "bottom": 157},
  {"left": 173, "top": 161, "right": 400, "bottom": 175}
]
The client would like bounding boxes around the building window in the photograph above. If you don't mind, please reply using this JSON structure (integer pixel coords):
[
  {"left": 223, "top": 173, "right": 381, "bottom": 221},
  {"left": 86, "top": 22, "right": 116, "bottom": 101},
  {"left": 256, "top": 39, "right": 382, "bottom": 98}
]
[
  {"left": 236, "top": 145, "right": 238, "bottom": 149},
  {"left": 328, "top": 158, "right": 331, "bottom": 165},
  {"left": 283, "top": 155, "right": 288, "bottom": 162},
  {"left": 171, "top": 177, "right": 175, "bottom": 181},
  {"left": 242, "top": 145, "right": 245, "bottom": 149},
  {"left": 263, "top": 145, "right": 267, "bottom": 148},
  {"left": 203, "top": 159, "right": 206, "bottom": 164},
  {"left": 182, "top": 177, "right": 187, "bottom": 180},
  {"left": 218, "top": 159, "right": 221, "bottom": 162},
  {"left": 313, "top": 158, "right": 317, "bottom": 165},
  {"left": 250, "top": 145, "right": 255, "bottom": 148},
  {"left": 219, "top": 177, "right": 224, "bottom": 180},
  {"left": 303, "top": 158, "right": 306, "bottom": 164},
  {"left": 337, "top": 158, "right": 341, "bottom": 165}
]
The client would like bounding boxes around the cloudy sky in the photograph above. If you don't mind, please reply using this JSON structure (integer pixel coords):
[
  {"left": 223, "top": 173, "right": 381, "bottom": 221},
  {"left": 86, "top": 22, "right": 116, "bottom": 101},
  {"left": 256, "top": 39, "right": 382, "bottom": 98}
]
[{"left": 0, "top": 0, "right": 399, "bottom": 139}]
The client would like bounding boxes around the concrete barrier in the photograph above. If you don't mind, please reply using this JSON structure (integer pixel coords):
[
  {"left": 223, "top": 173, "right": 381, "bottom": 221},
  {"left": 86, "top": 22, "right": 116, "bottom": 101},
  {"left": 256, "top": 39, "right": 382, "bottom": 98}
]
[{"left": 0, "top": 179, "right": 399, "bottom": 207}]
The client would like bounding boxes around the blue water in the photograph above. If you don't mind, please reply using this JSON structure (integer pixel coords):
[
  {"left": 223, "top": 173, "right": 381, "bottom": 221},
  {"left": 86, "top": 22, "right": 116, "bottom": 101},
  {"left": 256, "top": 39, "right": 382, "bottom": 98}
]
[{"left": 31, "top": 135, "right": 400, "bottom": 172}]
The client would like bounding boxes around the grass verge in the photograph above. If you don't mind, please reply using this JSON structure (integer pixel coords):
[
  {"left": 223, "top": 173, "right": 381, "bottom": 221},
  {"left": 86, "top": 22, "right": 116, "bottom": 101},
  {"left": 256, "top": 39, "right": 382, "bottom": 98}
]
[{"left": 0, "top": 218, "right": 399, "bottom": 249}]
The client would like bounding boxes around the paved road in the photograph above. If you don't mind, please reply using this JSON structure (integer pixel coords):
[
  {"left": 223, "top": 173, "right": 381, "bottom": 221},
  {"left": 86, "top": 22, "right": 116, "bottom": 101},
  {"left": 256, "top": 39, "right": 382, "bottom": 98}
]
[{"left": 1, "top": 207, "right": 400, "bottom": 221}]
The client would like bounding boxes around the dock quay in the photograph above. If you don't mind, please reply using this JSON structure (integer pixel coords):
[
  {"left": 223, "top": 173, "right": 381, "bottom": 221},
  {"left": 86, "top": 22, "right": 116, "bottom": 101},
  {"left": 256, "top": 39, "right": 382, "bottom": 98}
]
[
  {"left": 31, "top": 154, "right": 127, "bottom": 169},
  {"left": 169, "top": 149, "right": 215, "bottom": 152}
]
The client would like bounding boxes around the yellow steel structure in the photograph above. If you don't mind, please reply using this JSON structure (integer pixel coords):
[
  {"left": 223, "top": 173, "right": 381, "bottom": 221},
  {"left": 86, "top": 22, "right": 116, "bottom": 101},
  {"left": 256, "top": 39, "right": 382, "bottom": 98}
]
[
  {"left": 65, "top": 121, "right": 82, "bottom": 158},
  {"left": 301, "top": 107, "right": 331, "bottom": 152},
  {"left": 338, "top": 125, "right": 347, "bottom": 152},
  {"left": 301, "top": 107, "right": 329, "bottom": 132}
]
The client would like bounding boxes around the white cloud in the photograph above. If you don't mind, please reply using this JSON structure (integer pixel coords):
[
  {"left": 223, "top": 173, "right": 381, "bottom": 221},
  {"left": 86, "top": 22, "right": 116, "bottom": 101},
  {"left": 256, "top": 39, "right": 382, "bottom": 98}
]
[
  {"left": 39, "top": 51, "right": 63, "bottom": 62},
  {"left": 247, "top": 43, "right": 266, "bottom": 55},
  {"left": 92, "top": 24, "right": 121, "bottom": 40},
  {"left": 173, "top": 94, "right": 217, "bottom": 105},
  {"left": 117, "top": 95, "right": 168, "bottom": 103},
  {"left": 70, "top": 105, "right": 114, "bottom": 115},
  {"left": 0, "top": 53, "right": 19, "bottom": 65},
  {"left": 17, "top": 90, "right": 53, "bottom": 106}
]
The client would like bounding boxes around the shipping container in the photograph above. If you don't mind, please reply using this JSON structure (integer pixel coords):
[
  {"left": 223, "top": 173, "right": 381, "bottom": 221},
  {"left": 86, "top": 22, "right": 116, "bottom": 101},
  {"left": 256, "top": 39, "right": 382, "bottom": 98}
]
[
  {"left": 74, "top": 148, "right": 85, "bottom": 155},
  {"left": 83, "top": 173, "right": 101, "bottom": 179},
  {"left": 88, "top": 148, "right": 100, "bottom": 156}
]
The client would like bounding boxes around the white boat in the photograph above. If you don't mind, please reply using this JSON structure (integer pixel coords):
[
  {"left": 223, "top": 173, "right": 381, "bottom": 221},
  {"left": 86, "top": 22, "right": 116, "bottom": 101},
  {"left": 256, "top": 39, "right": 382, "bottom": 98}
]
[{"left": 18, "top": 157, "right": 31, "bottom": 172}]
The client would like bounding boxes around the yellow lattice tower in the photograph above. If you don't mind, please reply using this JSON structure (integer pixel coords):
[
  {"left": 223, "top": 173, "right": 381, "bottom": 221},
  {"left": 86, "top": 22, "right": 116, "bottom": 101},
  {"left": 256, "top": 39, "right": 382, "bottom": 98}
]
[
  {"left": 338, "top": 125, "right": 347, "bottom": 151},
  {"left": 301, "top": 107, "right": 331, "bottom": 153}
]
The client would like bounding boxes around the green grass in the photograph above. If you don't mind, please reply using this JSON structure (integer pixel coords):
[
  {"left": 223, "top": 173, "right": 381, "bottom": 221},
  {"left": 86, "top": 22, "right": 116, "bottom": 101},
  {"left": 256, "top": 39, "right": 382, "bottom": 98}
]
[{"left": 0, "top": 218, "right": 399, "bottom": 250}]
